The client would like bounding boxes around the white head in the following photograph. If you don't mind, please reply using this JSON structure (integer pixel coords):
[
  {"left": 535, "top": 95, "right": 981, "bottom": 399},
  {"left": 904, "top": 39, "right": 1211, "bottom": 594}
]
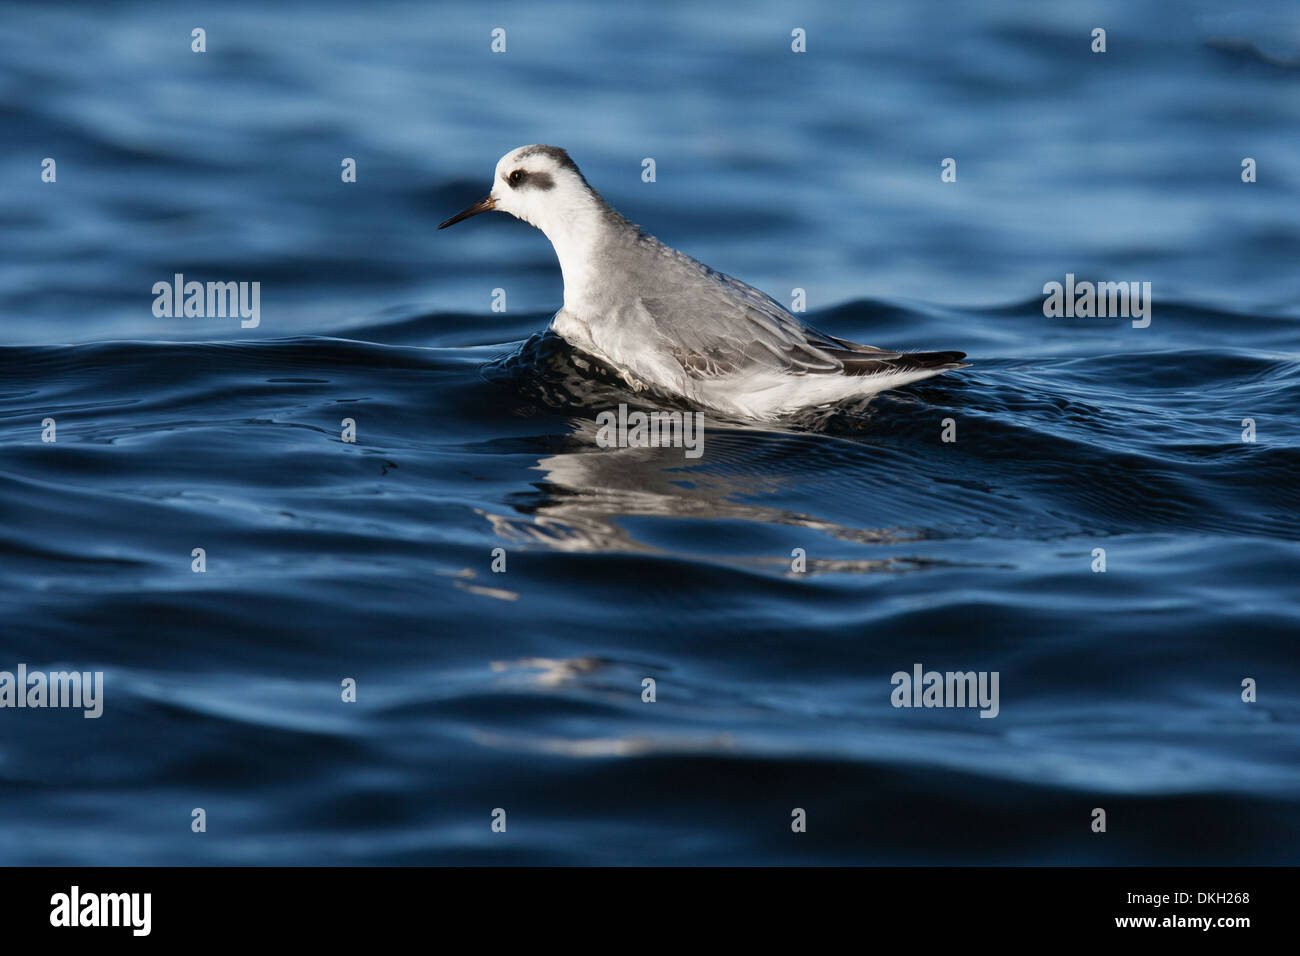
[{"left": 438, "top": 145, "right": 607, "bottom": 240}]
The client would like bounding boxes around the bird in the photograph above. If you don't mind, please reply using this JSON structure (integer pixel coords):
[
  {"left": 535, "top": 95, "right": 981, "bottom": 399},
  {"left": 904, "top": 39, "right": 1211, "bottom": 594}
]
[{"left": 439, "top": 145, "right": 966, "bottom": 420}]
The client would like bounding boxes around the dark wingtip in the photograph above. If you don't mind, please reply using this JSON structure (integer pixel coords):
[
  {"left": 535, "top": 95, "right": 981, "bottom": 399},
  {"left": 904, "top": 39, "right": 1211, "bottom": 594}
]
[{"left": 905, "top": 350, "right": 967, "bottom": 369}]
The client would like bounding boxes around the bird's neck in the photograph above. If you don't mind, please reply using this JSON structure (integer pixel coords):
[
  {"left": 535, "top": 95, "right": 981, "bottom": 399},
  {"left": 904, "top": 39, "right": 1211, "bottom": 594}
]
[{"left": 534, "top": 191, "right": 624, "bottom": 313}]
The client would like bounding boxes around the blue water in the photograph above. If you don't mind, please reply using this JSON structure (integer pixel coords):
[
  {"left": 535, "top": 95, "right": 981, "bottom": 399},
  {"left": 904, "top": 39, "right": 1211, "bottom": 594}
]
[{"left": 1, "top": 0, "right": 1298, "bottom": 864}]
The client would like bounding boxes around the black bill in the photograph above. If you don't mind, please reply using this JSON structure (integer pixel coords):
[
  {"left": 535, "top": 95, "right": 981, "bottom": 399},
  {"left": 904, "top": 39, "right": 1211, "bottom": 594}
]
[{"left": 438, "top": 195, "right": 496, "bottom": 229}]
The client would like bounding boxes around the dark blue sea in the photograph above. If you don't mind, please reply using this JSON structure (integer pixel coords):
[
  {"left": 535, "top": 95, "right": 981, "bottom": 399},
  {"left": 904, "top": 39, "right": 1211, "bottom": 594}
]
[{"left": 1, "top": 0, "right": 1297, "bottom": 865}]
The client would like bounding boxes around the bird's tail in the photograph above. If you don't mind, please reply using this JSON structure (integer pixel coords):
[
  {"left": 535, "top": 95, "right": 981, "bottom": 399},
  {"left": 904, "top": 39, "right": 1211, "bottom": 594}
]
[{"left": 840, "top": 349, "right": 967, "bottom": 377}]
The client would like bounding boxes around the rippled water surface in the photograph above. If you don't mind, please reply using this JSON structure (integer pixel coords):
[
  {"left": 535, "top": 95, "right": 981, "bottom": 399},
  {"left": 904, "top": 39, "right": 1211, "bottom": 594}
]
[{"left": 1, "top": 0, "right": 1298, "bottom": 864}]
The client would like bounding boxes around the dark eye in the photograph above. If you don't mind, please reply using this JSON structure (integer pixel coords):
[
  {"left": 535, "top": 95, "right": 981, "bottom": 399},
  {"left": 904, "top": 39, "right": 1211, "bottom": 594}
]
[{"left": 507, "top": 169, "right": 525, "bottom": 186}]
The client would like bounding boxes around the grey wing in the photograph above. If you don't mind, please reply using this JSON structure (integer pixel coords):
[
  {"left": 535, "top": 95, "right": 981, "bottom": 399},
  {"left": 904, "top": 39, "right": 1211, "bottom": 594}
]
[{"left": 638, "top": 266, "right": 905, "bottom": 379}]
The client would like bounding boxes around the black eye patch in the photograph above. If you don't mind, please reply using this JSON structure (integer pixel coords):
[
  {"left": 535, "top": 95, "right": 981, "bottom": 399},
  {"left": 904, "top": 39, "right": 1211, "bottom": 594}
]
[{"left": 506, "top": 169, "right": 555, "bottom": 190}]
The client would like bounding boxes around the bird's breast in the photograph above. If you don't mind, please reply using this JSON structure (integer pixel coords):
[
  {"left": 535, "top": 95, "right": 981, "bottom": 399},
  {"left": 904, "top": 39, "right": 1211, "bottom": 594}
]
[{"left": 550, "top": 309, "right": 596, "bottom": 352}]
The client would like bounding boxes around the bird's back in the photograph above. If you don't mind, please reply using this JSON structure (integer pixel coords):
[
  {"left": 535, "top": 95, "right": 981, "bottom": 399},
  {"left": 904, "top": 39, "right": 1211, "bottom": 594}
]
[{"left": 553, "top": 223, "right": 965, "bottom": 418}]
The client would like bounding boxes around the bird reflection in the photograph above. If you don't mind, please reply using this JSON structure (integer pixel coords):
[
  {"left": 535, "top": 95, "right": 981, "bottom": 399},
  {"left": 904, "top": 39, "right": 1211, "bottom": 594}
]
[{"left": 480, "top": 417, "right": 923, "bottom": 574}]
